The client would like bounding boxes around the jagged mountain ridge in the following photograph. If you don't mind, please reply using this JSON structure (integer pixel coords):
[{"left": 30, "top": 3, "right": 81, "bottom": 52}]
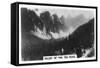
[
  {"left": 21, "top": 8, "right": 66, "bottom": 39},
  {"left": 21, "top": 8, "right": 89, "bottom": 40}
]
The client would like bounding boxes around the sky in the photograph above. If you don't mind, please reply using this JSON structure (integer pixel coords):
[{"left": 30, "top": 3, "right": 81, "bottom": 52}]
[
  {"left": 20, "top": 4, "right": 95, "bottom": 19},
  {"left": 34, "top": 8, "right": 95, "bottom": 19}
]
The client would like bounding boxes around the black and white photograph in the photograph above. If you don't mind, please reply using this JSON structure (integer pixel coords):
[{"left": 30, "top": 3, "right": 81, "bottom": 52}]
[{"left": 11, "top": 2, "right": 97, "bottom": 65}]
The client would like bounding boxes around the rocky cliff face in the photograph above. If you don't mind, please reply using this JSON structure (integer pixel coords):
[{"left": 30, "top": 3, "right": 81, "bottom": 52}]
[{"left": 21, "top": 8, "right": 69, "bottom": 40}]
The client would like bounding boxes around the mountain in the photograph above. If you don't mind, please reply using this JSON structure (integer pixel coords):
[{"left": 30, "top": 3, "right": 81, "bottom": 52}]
[
  {"left": 68, "top": 18, "right": 94, "bottom": 48},
  {"left": 62, "top": 18, "right": 94, "bottom": 57},
  {"left": 21, "top": 8, "right": 89, "bottom": 40},
  {"left": 21, "top": 8, "right": 67, "bottom": 39}
]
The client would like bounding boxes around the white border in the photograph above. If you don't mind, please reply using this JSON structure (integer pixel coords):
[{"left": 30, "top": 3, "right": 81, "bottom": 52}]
[{"left": 19, "top": 4, "right": 96, "bottom": 64}]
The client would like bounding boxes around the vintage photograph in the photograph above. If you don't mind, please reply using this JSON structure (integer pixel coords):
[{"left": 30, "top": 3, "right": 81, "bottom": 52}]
[{"left": 19, "top": 4, "right": 96, "bottom": 64}]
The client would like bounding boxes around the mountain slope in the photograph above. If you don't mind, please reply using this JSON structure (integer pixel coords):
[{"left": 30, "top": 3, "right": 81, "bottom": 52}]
[{"left": 62, "top": 18, "right": 94, "bottom": 57}]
